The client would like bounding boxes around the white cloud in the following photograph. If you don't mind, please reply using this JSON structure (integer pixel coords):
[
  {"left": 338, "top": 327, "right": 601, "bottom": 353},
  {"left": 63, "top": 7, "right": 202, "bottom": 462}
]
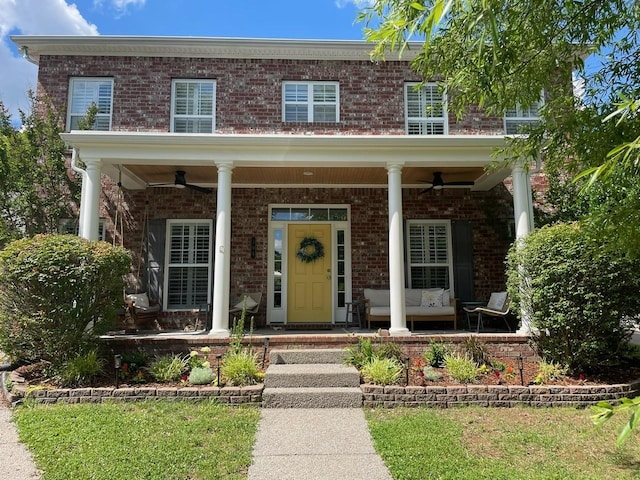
[
  {"left": 335, "top": 0, "right": 375, "bottom": 8},
  {"left": 0, "top": 0, "right": 98, "bottom": 121},
  {"left": 94, "top": 0, "right": 145, "bottom": 16}
]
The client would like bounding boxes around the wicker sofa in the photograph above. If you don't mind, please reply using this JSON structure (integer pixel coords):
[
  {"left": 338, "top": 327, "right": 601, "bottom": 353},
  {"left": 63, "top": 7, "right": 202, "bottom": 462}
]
[{"left": 363, "top": 288, "right": 457, "bottom": 330}]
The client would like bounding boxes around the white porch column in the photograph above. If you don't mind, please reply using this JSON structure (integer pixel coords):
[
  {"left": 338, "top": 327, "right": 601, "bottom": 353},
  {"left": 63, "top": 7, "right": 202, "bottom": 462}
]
[
  {"left": 512, "top": 161, "right": 533, "bottom": 334},
  {"left": 386, "top": 163, "right": 409, "bottom": 336},
  {"left": 82, "top": 157, "right": 102, "bottom": 241},
  {"left": 210, "top": 162, "right": 233, "bottom": 337}
]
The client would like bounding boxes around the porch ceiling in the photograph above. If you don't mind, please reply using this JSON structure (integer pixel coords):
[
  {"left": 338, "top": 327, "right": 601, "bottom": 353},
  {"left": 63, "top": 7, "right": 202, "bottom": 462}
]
[{"left": 60, "top": 131, "right": 512, "bottom": 191}]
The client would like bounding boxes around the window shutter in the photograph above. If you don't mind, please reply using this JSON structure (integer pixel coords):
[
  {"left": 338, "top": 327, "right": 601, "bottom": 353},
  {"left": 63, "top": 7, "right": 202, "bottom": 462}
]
[
  {"left": 144, "top": 219, "right": 166, "bottom": 306},
  {"left": 452, "top": 220, "right": 474, "bottom": 302}
]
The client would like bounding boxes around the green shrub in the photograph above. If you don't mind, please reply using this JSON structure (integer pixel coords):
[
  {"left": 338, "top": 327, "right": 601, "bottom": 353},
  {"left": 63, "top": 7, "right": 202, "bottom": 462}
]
[
  {"left": 361, "top": 357, "right": 403, "bottom": 385},
  {"left": 507, "top": 223, "right": 640, "bottom": 373},
  {"left": 533, "top": 360, "right": 568, "bottom": 385},
  {"left": 423, "top": 341, "right": 450, "bottom": 368},
  {"left": 222, "top": 351, "right": 260, "bottom": 386},
  {"left": 375, "top": 342, "right": 404, "bottom": 362},
  {"left": 0, "top": 234, "right": 131, "bottom": 368},
  {"left": 188, "top": 367, "right": 215, "bottom": 385},
  {"left": 149, "top": 354, "right": 187, "bottom": 383},
  {"left": 445, "top": 354, "right": 478, "bottom": 383},
  {"left": 57, "top": 350, "right": 105, "bottom": 387}
]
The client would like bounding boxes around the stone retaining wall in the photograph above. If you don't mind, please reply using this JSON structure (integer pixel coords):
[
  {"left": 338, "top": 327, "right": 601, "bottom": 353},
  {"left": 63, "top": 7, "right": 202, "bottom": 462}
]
[
  {"left": 6, "top": 371, "right": 263, "bottom": 406},
  {"left": 362, "top": 382, "right": 640, "bottom": 408}
]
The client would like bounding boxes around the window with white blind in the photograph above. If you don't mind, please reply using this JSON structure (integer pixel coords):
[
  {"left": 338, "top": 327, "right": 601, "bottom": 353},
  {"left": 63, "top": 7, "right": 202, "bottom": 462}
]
[
  {"left": 504, "top": 100, "right": 542, "bottom": 134},
  {"left": 405, "top": 82, "right": 447, "bottom": 135},
  {"left": 165, "top": 220, "right": 212, "bottom": 309},
  {"left": 406, "top": 220, "right": 453, "bottom": 289},
  {"left": 282, "top": 81, "right": 339, "bottom": 122},
  {"left": 67, "top": 78, "right": 113, "bottom": 131},
  {"left": 171, "top": 80, "right": 216, "bottom": 133}
]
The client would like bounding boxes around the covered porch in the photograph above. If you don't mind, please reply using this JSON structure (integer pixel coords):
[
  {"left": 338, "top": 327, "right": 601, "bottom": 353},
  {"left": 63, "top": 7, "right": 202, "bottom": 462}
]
[{"left": 61, "top": 131, "right": 535, "bottom": 337}]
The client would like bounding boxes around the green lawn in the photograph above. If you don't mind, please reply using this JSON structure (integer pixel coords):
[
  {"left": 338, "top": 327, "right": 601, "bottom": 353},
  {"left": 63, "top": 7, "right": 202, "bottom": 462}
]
[
  {"left": 13, "top": 401, "right": 260, "bottom": 480},
  {"left": 366, "top": 407, "right": 640, "bottom": 480}
]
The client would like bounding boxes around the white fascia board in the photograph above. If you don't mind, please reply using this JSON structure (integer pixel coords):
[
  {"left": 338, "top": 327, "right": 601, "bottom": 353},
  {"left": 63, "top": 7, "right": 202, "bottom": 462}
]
[
  {"left": 60, "top": 132, "right": 507, "bottom": 168},
  {"left": 10, "top": 35, "right": 422, "bottom": 63}
]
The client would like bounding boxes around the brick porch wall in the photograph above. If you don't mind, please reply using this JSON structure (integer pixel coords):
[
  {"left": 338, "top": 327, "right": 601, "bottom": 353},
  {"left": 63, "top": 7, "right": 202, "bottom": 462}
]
[{"left": 105, "top": 185, "right": 513, "bottom": 326}]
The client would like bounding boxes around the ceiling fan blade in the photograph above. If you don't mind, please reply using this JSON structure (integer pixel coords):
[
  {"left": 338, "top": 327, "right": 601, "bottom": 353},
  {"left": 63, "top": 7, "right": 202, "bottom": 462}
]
[
  {"left": 444, "top": 181, "right": 475, "bottom": 186},
  {"left": 419, "top": 186, "right": 434, "bottom": 194},
  {"left": 186, "top": 183, "right": 213, "bottom": 194}
]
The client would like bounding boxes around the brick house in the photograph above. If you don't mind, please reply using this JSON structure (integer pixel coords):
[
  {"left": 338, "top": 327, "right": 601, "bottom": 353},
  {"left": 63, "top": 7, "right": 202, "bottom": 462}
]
[{"left": 11, "top": 35, "right": 538, "bottom": 337}]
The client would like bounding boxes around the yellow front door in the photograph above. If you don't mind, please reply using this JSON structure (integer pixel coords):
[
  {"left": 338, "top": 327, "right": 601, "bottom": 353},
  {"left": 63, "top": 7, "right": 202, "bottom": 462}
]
[{"left": 287, "top": 224, "right": 332, "bottom": 323}]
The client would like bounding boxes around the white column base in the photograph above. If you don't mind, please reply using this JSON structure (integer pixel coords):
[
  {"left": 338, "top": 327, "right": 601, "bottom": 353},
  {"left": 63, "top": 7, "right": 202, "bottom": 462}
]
[
  {"left": 209, "top": 328, "right": 231, "bottom": 338},
  {"left": 389, "top": 327, "right": 411, "bottom": 337}
]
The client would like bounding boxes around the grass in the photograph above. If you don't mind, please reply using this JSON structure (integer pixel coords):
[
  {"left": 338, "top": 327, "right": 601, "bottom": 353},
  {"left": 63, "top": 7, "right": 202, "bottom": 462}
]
[
  {"left": 13, "top": 401, "right": 260, "bottom": 480},
  {"left": 366, "top": 407, "right": 640, "bottom": 480}
]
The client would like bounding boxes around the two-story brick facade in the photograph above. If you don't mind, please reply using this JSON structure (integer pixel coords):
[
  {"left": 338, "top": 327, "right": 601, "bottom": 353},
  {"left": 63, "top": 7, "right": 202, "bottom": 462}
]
[{"left": 11, "top": 36, "right": 537, "bottom": 336}]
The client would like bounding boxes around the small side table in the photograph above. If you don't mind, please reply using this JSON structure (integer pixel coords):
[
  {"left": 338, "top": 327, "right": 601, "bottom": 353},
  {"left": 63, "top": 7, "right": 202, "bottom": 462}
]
[{"left": 344, "top": 300, "right": 362, "bottom": 328}]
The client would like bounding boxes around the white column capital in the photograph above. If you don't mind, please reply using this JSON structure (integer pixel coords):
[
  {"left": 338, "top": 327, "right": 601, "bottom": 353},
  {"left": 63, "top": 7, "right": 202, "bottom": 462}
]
[
  {"left": 385, "top": 162, "right": 405, "bottom": 174},
  {"left": 215, "top": 161, "right": 234, "bottom": 174}
]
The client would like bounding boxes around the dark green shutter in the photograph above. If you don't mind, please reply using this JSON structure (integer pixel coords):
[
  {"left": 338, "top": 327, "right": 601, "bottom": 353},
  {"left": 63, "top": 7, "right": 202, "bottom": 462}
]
[{"left": 452, "top": 220, "right": 474, "bottom": 302}]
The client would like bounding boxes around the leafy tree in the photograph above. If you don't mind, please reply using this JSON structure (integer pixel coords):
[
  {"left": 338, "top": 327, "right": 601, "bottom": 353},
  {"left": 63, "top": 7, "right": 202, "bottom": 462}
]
[
  {"left": 359, "top": 1, "right": 640, "bottom": 255},
  {"left": 0, "top": 93, "right": 81, "bottom": 248},
  {"left": 0, "top": 234, "right": 131, "bottom": 370}
]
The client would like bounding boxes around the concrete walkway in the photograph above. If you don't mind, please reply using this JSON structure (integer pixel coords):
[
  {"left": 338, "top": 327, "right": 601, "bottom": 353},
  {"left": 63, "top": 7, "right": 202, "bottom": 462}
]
[
  {"left": 248, "top": 408, "right": 392, "bottom": 480},
  {"left": 0, "top": 403, "right": 41, "bottom": 479}
]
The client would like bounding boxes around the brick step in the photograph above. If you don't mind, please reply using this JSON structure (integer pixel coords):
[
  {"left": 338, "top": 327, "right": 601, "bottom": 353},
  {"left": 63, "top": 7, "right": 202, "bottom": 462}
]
[
  {"left": 265, "top": 364, "right": 360, "bottom": 388},
  {"left": 269, "top": 348, "right": 347, "bottom": 365},
  {"left": 262, "top": 387, "right": 363, "bottom": 408}
]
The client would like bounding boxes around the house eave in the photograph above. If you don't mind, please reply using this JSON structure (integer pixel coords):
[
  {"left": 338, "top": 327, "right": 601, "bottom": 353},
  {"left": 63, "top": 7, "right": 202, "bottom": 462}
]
[{"left": 10, "top": 35, "right": 421, "bottom": 63}]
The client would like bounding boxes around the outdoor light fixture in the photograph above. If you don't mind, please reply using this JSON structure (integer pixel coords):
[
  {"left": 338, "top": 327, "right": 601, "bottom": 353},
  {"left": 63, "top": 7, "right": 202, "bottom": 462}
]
[
  {"left": 517, "top": 353, "right": 524, "bottom": 386},
  {"left": 251, "top": 236, "right": 256, "bottom": 259},
  {"left": 216, "top": 354, "right": 222, "bottom": 387},
  {"left": 114, "top": 354, "right": 122, "bottom": 389},
  {"left": 404, "top": 357, "right": 410, "bottom": 386}
]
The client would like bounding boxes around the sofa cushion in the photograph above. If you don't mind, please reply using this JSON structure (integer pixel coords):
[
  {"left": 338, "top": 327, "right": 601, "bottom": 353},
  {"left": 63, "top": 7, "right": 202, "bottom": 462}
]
[{"left": 364, "top": 288, "right": 390, "bottom": 307}]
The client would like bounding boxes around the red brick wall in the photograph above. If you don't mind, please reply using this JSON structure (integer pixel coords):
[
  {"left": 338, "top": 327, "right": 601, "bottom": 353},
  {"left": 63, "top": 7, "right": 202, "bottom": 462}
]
[
  {"left": 112, "top": 186, "right": 512, "bottom": 321},
  {"left": 37, "top": 55, "right": 504, "bottom": 135}
]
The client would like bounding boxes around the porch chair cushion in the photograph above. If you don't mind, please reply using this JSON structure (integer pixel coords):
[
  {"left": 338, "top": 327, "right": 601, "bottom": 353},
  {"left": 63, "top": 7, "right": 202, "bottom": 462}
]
[
  {"left": 233, "top": 296, "right": 258, "bottom": 310},
  {"left": 486, "top": 291, "right": 508, "bottom": 312}
]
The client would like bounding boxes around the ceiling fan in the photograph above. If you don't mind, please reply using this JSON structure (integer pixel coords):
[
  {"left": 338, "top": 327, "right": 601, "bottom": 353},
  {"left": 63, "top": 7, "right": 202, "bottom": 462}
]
[
  {"left": 150, "top": 170, "right": 212, "bottom": 194},
  {"left": 420, "top": 171, "right": 474, "bottom": 193}
]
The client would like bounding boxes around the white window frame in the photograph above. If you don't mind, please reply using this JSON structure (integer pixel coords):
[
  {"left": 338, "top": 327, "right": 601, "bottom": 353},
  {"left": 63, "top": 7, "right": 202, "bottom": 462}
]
[
  {"left": 504, "top": 98, "right": 543, "bottom": 134},
  {"left": 163, "top": 219, "right": 213, "bottom": 311},
  {"left": 170, "top": 79, "right": 216, "bottom": 133},
  {"left": 67, "top": 78, "right": 113, "bottom": 131},
  {"left": 406, "top": 219, "right": 454, "bottom": 292},
  {"left": 282, "top": 81, "right": 340, "bottom": 123},
  {"left": 58, "top": 218, "right": 105, "bottom": 241},
  {"left": 405, "top": 82, "right": 448, "bottom": 135}
]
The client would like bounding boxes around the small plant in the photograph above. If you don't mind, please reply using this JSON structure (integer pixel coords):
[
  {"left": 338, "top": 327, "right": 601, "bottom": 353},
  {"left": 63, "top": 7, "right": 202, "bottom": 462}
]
[
  {"left": 422, "top": 366, "right": 443, "bottom": 382},
  {"left": 57, "top": 350, "right": 105, "bottom": 387},
  {"left": 424, "top": 341, "right": 450, "bottom": 368},
  {"left": 461, "top": 336, "right": 491, "bottom": 366},
  {"left": 376, "top": 342, "right": 404, "bottom": 362},
  {"left": 149, "top": 354, "right": 187, "bottom": 383},
  {"left": 490, "top": 360, "right": 507, "bottom": 372},
  {"left": 222, "top": 350, "right": 260, "bottom": 386},
  {"left": 187, "top": 347, "right": 211, "bottom": 371},
  {"left": 360, "top": 357, "right": 403, "bottom": 385},
  {"left": 345, "top": 337, "right": 376, "bottom": 369},
  {"left": 188, "top": 367, "right": 215, "bottom": 385},
  {"left": 533, "top": 360, "right": 568, "bottom": 385},
  {"left": 445, "top": 354, "right": 478, "bottom": 383}
]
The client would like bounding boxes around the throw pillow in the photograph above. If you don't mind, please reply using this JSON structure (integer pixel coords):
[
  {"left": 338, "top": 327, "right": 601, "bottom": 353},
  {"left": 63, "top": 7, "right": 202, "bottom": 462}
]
[
  {"left": 421, "top": 289, "right": 443, "bottom": 308},
  {"left": 234, "top": 296, "right": 258, "bottom": 310},
  {"left": 126, "top": 293, "right": 149, "bottom": 309}
]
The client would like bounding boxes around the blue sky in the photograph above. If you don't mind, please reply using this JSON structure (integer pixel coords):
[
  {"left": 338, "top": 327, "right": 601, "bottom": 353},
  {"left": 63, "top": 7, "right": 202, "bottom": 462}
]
[{"left": 0, "top": 0, "right": 373, "bottom": 119}]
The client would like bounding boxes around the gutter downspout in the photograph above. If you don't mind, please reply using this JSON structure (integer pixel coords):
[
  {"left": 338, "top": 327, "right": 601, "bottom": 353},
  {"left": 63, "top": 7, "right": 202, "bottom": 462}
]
[
  {"left": 19, "top": 46, "right": 38, "bottom": 65},
  {"left": 70, "top": 148, "right": 88, "bottom": 238}
]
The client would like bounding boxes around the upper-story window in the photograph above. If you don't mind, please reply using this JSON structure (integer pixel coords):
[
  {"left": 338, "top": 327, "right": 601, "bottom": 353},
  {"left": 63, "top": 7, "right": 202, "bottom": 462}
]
[
  {"left": 67, "top": 78, "right": 113, "bottom": 131},
  {"left": 282, "top": 81, "right": 339, "bottom": 122},
  {"left": 504, "top": 100, "right": 542, "bottom": 134},
  {"left": 405, "top": 82, "right": 447, "bottom": 135},
  {"left": 171, "top": 80, "right": 216, "bottom": 133}
]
